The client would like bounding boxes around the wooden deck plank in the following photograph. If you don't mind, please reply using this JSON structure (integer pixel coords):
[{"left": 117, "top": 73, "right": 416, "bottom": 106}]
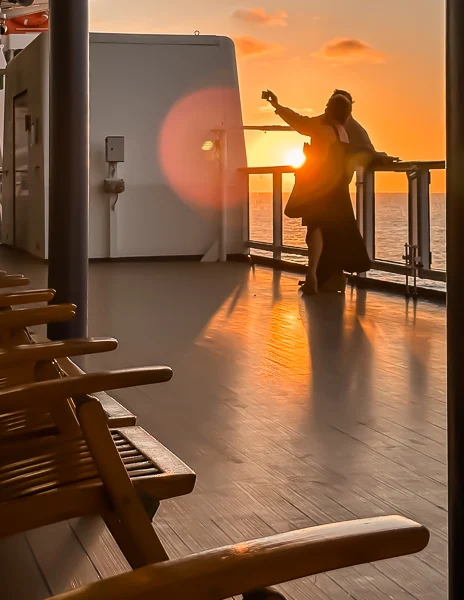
[
  {"left": 0, "top": 534, "right": 50, "bottom": 599},
  {"left": 68, "top": 517, "right": 131, "bottom": 579},
  {"left": 0, "top": 249, "right": 447, "bottom": 599},
  {"left": 26, "top": 523, "right": 100, "bottom": 595}
]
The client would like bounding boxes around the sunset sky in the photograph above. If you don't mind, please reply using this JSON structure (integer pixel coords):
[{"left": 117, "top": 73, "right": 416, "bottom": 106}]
[{"left": 89, "top": 0, "right": 446, "bottom": 191}]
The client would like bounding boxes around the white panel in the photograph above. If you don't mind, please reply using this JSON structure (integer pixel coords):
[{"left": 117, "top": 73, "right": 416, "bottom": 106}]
[
  {"left": 2, "top": 32, "right": 48, "bottom": 258},
  {"left": 89, "top": 34, "right": 246, "bottom": 258},
  {"left": 2, "top": 33, "right": 247, "bottom": 260}
]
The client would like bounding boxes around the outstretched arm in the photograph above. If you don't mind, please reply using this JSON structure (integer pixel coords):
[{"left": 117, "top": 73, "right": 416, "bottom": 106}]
[
  {"left": 347, "top": 119, "right": 399, "bottom": 163},
  {"left": 264, "top": 90, "right": 319, "bottom": 137}
]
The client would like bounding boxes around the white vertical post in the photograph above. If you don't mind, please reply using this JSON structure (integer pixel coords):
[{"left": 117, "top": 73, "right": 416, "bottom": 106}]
[
  {"left": 362, "top": 167, "right": 375, "bottom": 260},
  {"left": 355, "top": 167, "right": 364, "bottom": 232},
  {"left": 218, "top": 130, "right": 228, "bottom": 262},
  {"left": 417, "top": 168, "right": 431, "bottom": 269},
  {"left": 272, "top": 171, "right": 283, "bottom": 260},
  {"left": 408, "top": 167, "right": 431, "bottom": 270},
  {"left": 243, "top": 170, "right": 250, "bottom": 252},
  {"left": 408, "top": 172, "right": 419, "bottom": 248}
]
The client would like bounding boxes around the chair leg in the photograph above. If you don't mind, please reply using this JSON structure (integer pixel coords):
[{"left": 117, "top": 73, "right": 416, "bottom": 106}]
[
  {"left": 102, "top": 505, "right": 165, "bottom": 570},
  {"left": 76, "top": 396, "right": 169, "bottom": 568},
  {"left": 243, "top": 589, "right": 287, "bottom": 599}
]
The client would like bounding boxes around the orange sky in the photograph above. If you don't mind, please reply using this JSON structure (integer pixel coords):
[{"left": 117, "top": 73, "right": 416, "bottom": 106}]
[{"left": 90, "top": 1, "right": 446, "bottom": 192}]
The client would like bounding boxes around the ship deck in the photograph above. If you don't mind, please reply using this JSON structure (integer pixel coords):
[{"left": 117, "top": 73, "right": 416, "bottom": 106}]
[{"left": 0, "top": 247, "right": 447, "bottom": 599}]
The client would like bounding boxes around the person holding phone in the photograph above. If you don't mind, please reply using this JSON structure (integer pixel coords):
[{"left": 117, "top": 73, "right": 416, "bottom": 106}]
[{"left": 262, "top": 90, "right": 372, "bottom": 295}]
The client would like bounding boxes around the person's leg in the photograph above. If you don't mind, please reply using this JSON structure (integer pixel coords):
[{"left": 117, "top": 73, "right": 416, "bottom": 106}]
[
  {"left": 316, "top": 225, "right": 346, "bottom": 293},
  {"left": 319, "top": 271, "right": 346, "bottom": 293},
  {"left": 302, "top": 227, "right": 323, "bottom": 295}
]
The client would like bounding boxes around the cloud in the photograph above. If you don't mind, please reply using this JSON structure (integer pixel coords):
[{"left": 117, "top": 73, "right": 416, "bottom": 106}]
[
  {"left": 259, "top": 105, "right": 313, "bottom": 114},
  {"left": 234, "top": 36, "right": 283, "bottom": 57},
  {"left": 232, "top": 7, "right": 288, "bottom": 27},
  {"left": 313, "top": 38, "right": 386, "bottom": 64}
]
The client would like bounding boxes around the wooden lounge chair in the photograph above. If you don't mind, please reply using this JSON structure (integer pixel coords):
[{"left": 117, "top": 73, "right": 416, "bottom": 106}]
[
  {"left": 0, "top": 303, "right": 77, "bottom": 345},
  {"left": 0, "top": 369, "right": 196, "bottom": 568},
  {"left": 0, "top": 273, "right": 30, "bottom": 289},
  {"left": 48, "top": 515, "right": 429, "bottom": 600},
  {"left": 0, "top": 300, "right": 136, "bottom": 428},
  {"left": 0, "top": 288, "right": 56, "bottom": 309},
  {"left": 0, "top": 338, "right": 121, "bottom": 439}
]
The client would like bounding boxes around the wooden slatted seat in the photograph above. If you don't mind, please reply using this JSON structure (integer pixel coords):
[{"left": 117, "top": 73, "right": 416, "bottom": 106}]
[
  {"left": 0, "top": 369, "right": 196, "bottom": 568},
  {"left": 0, "top": 427, "right": 194, "bottom": 536}
]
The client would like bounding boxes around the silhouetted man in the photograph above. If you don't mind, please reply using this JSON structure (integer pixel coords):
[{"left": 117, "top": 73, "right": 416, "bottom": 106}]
[{"left": 331, "top": 89, "right": 397, "bottom": 162}]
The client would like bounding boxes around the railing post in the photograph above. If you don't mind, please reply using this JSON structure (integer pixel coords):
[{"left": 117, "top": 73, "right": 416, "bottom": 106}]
[
  {"left": 418, "top": 169, "right": 432, "bottom": 270},
  {"left": 272, "top": 171, "right": 283, "bottom": 260},
  {"left": 408, "top": 167, "right": 431, "bottom": 271},
  {"left": 218, "top": 130, "right": 228, "bottom": 262},
  {"left": 361, "top": 166, "right": 375, "bottom": 260},
  {"left": 243, "top": 170, "right": 250, "bottom": 253},
  {"left": 355, "top": 167, "right": 364, "bottom": 232}
]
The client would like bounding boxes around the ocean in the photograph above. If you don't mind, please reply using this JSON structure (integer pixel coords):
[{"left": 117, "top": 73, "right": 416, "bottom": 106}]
[{"left": 249, "top": 191, "right": 446, "bottom": 290}]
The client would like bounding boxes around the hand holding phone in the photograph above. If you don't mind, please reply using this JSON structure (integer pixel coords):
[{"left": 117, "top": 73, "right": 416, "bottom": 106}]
[{"left": 262, "top": 90, "right": 279, "bottom": 108}]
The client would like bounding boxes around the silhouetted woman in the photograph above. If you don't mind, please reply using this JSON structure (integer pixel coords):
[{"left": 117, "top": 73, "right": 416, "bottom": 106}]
[{"left": 264, "top": 91, "right": 371, "bottom": 295}]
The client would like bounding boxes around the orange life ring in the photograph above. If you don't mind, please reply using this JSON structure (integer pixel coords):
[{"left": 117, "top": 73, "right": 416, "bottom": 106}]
[{"left": 5, "top": 11, "right": 49, "bottom": 33}]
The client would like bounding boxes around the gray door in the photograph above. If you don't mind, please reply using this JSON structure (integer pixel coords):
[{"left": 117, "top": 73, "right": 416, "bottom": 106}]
[{"left": 13, "top": 91, "right": 30, "bottom": 249}]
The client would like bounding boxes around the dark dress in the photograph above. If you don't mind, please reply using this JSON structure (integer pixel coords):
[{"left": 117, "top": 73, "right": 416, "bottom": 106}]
[
  {"left": 275, "top": 105, "right": 371, "bottom": 286},
  {"left": 301, "top": 139, "right": 371, "bottom": 286}
]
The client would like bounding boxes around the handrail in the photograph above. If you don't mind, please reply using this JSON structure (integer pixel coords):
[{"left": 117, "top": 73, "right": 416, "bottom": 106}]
[
  {"left": 240, "top": 165, "right": 296, "bottom": 175},
  {"left": 242, "top": 159, "right": 447, "bottom": 295},
  {"left": 240, "top": 160, "right": 446, "bottom": 174},
  {"left": 215, "top": 124, "right": 446, "bottom": 294}
]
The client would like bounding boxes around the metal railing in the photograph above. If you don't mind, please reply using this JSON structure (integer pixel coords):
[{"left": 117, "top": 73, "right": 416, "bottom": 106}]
[
  {"left": 240, "top": 156, "right": 446, "bottom": 293},
  {"left": 215, "top": 125, "right": 445, "bottom": 292},
  {"left": 355, "top": 160, "right": 446, "bottom": 285}
]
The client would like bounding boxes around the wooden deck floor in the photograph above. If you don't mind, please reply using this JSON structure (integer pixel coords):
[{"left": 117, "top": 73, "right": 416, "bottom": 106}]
[{"left": 0, "top": 248, "right": 447, "bottom": 599}]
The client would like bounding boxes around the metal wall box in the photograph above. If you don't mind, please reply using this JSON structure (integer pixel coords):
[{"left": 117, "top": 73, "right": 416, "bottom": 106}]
[{"left": 105, "top": 136, "right": 125, "bottom": 162}]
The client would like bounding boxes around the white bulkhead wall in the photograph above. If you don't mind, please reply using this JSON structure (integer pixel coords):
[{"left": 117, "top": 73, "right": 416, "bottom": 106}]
[
  {"left": 2, "top": 32, "right": 49, "bottom": 257},
  {"left": 2, "top": 32, "right": 247, "bottom": 260}
]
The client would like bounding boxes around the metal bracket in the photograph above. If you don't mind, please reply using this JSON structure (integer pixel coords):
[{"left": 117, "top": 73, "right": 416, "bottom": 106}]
[{"left": 403, "top": 243, "right": 423, "bottom": 298}]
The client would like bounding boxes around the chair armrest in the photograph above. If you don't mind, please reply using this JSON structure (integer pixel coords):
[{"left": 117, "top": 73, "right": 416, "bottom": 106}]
[
  {"left": 0, "top": 366, "right": 173, "bottom": 411},
  {"left": 0, "top": 274, "right": 30, "bottom": 288},
  {"left": 0, "top": 289, "right": 56, "bottom": 308},
  {"left": 0, "top": 304, "right": 76, "bottom": 330},
  {"left": 0, "top": 338, "right": 118, "bottom": 367},
  {"left": 50, "top": 516, "right": 429, "bottom": 600}
]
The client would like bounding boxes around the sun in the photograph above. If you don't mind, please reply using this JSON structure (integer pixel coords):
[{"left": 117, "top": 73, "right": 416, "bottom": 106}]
[{"left": 284, "top": 148, "right": 306, "bottom": 168}]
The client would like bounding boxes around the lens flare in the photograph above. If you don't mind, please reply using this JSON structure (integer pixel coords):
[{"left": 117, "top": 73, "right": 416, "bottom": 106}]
[{"left": 158, "top": 87, "right": 242, "bottom": 210}]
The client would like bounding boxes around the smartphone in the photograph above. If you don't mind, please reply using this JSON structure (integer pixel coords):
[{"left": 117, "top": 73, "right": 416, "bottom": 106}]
[{"left": 261, "top": 91, "right": 270, "bottom": 101}]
